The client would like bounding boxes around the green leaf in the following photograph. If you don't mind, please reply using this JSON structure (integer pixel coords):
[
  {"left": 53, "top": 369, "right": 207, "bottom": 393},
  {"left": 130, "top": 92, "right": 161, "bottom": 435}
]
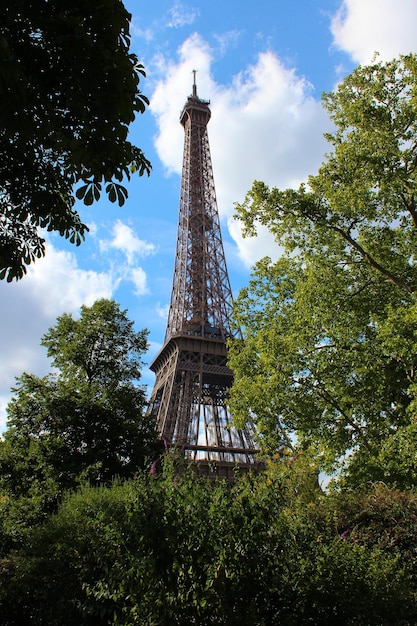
[
  {"left": 0, "top": 0, "right": 151, "bottom": 280},
  {"left": 75, "top": 184, "right": 89, "bottom": 200},
  {"left": 84, "top": 187, "right": 94, "bottom": 206},
  {"left": 106, "top": 183, "right": 117, "bottom": 203}
]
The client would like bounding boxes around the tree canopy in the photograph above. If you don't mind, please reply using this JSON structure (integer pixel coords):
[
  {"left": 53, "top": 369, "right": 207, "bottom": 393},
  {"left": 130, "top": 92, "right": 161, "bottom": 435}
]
[
  {"left": 0, "top": 0, "right": 151, "bottom": 281},
  {"left": 230, "top": 54, "right": 417, "bottom": 487},
  {"left": 0, "top": 299, "right": 160, "bottom": 533}
]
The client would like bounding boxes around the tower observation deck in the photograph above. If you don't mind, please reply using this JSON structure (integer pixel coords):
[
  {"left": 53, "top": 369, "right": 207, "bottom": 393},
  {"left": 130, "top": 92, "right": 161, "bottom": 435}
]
[{"left": 147, "top": 77, "right": 258, "bottom": 477}]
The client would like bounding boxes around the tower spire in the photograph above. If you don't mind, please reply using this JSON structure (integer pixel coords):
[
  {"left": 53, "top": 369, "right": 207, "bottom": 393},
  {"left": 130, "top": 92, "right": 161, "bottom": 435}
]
[{"left": 147, "top": 86, "right": 258, "bottom": 478}]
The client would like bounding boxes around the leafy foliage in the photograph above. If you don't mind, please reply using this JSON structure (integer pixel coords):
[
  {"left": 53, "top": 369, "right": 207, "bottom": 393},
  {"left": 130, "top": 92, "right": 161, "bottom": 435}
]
[
  {"left": 0, "top": 300, "right": 160, "bottom": 546},
  {"left": 0, "top": 0, "right": 151, "bottom": 281},
  {"left": 230, "top": 54, "right": 417, "bottom": 485},
  {"left": 1, "top": 457, "right": 414, "bottom": 625}
]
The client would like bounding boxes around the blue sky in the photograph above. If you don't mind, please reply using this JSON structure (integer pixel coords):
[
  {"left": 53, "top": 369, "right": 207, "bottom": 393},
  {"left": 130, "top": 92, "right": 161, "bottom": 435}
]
[{"left": 1, "top": 0, "right": 417, "bottom": 433}]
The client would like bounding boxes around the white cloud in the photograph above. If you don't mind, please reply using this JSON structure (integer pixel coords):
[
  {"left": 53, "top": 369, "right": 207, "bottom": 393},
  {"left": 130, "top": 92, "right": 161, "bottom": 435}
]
[
  {"left": 100, "top": 219, "right": 156, "bottom": 265},
  {"left": 21, "top": 243, "right": 114, "bottom": 317},
  {"left": 0, "top": 242, "right": 116, "bottom": 434},
  {"left": 213, "top": 30, "right": 242, "bottom": 56},
  {"left": 209, "top": 51, "right": 330, "bottom": 214},
  {"left": 167, "top": 3, "right": 199, "bottom": 28},
  {"left": 150, "top": 34, "right": 330, "bottom": 268},
  {"left": 86, "top": 221, "right": 98, "bottom": 237},
  {"left": 130, "top": 3, "right": 199, "bottom": 44},
  {"left": 151, "top": 34, "right": 214, "bottom": 176},
  {"left": 331, "top": 0, "right": 417, "bottom": 64},
  {"left": 130, "top": 22, "right": 155, "bottom": 43},
  {"left": 156, "top": 302, "right": 170, "bottom": 319},
  {"left": 227, "top": 219, "right": 283, "bottom": 268},
  {"left": 131, "top": 267, "right": 149, "bottom": 296}
]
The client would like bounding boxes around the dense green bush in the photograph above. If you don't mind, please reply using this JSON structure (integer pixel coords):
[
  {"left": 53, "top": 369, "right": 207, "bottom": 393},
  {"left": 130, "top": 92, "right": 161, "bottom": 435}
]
[{"left": 1, "top": 457, "right": 415, "bottom": 625}]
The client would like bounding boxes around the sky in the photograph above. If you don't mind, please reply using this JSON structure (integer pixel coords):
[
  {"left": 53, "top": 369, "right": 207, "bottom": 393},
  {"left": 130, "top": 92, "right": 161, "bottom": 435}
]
[{"left": 1, "top": 0, "right": 417, "bottom": 434}]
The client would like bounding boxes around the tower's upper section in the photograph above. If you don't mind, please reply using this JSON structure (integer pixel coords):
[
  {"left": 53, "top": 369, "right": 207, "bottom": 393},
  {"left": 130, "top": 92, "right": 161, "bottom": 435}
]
[
  {"left": 164, "top": 79, "right": 236, "bottom": 343},
  {"left": 180, "top": 74, "right": 211, "bottom": 129}
]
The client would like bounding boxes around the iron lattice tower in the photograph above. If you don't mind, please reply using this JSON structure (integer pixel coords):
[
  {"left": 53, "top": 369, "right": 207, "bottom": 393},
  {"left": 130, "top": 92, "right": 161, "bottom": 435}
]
[{"left": 148, "top": 78, "right": 258, "bottom": 475}]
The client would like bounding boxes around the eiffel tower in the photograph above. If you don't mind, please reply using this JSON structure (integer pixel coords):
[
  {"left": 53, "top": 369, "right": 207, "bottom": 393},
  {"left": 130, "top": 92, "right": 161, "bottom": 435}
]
[{"left": 148, "top": 74, "right": 258, "bottom": 478}]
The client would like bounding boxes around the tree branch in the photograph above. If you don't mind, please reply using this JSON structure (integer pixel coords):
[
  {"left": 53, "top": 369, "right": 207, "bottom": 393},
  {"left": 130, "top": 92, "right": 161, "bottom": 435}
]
[
  {"left": 329, "top": 223, "right": 414, "bottom": 293},
  {"left": 400, "top": 190, "right": 417, "bottom": 228}
]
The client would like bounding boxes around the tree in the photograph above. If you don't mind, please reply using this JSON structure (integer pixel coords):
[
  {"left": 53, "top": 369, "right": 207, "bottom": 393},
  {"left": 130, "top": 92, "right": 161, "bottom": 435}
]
[
  {"left": 0, "top": 299, "right": 161, "bottom": 526},
  {"left": 1, "top": 459, "right": 413, "bottom": 625},
  {"left": 230, "top": 54, "right": 417, "bottom": 485},
  {"left": 0, "top": 0, "right": 151, "bottom": 281}
]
